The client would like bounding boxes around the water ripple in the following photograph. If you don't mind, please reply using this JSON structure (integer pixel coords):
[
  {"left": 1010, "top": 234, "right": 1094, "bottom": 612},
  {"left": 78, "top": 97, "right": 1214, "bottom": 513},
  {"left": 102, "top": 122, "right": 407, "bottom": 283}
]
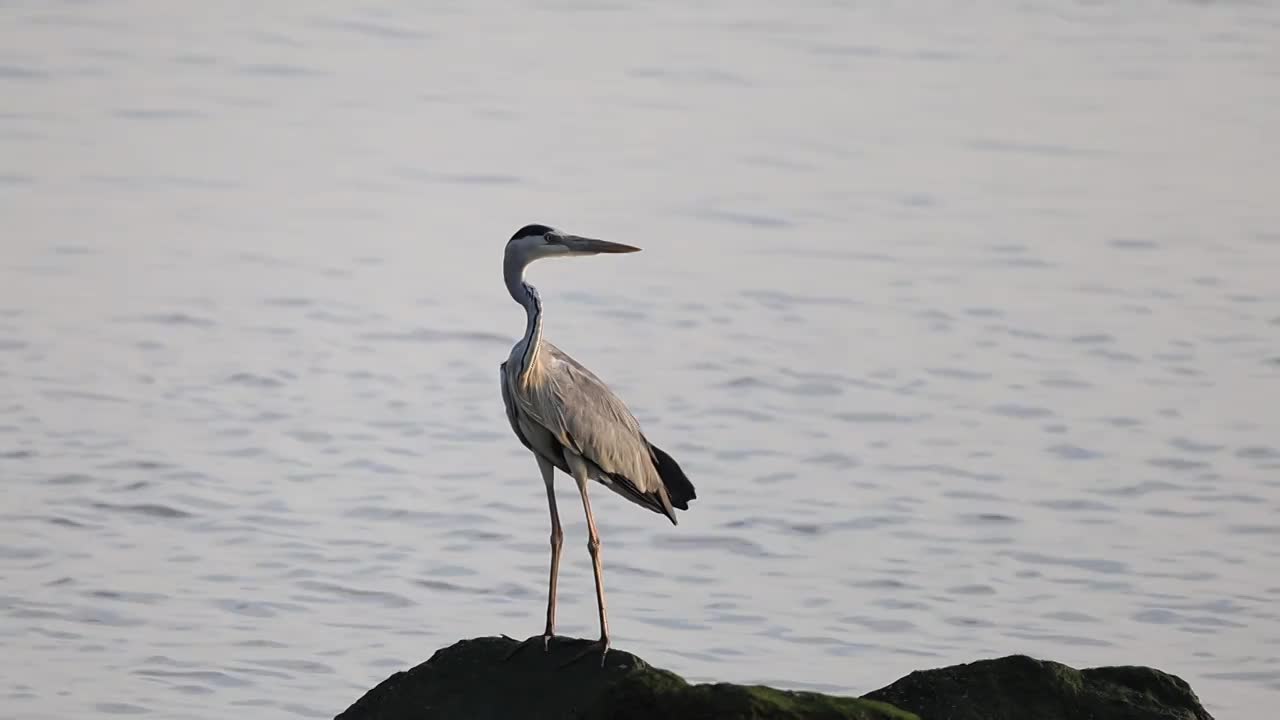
[{"left": 293, "top": 581, "right": 413, "bottom": 609}]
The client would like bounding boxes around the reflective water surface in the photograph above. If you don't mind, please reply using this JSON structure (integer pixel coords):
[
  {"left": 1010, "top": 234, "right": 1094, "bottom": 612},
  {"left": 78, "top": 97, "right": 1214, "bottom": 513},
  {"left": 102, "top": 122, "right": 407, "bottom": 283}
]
[{"left": 3, "top": 2, "right": 1279, "bottom": 718}]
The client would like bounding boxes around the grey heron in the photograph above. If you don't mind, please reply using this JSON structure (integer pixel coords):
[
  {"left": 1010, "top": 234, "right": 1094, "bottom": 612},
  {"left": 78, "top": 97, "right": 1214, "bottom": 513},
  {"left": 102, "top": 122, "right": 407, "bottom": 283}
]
[{"left": 499, "top": 223, "right": 696, "bottom": 666}]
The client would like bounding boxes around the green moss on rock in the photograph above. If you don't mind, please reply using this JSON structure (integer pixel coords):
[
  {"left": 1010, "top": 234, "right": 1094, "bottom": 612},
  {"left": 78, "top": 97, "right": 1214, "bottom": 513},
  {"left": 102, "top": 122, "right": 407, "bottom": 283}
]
[{"left": 591, "top": 669, "right": 916, "bottom": 720}]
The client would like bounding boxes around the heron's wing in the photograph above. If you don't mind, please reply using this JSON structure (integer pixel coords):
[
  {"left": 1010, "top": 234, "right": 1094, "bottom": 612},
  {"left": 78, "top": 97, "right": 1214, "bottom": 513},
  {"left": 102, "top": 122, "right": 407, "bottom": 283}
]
[
  {"left": 518, "top": 344, "right": 676, "bottom": 520},
  {"left": 546, "top": 347, "right": 660, "bottom": 486}
]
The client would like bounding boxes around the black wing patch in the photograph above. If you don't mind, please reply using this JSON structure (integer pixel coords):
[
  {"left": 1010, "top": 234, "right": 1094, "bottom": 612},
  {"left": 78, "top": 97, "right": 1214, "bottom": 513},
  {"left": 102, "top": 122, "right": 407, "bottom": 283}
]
[{"left": 648, "top": 441, "right": 695, "bottom": 510}]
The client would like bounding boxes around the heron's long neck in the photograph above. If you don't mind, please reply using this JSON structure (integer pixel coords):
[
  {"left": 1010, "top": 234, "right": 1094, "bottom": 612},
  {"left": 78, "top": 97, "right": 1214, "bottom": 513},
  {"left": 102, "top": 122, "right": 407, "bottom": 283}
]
[{"left": 505, "top": 256, "right": 544, "bottom": 382}]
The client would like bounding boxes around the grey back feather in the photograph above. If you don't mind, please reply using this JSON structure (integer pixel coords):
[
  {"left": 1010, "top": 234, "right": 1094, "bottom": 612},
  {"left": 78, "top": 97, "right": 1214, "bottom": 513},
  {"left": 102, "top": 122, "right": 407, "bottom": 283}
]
[{"left": 502, "top": 340, "right": 673, "bottom": 517}]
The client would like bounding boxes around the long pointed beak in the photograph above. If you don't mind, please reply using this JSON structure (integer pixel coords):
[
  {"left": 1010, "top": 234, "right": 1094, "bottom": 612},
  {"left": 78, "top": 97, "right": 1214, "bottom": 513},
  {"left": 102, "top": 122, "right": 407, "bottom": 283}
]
[{"left": 559, "top": 235, "right": 641, "bottom": 254}]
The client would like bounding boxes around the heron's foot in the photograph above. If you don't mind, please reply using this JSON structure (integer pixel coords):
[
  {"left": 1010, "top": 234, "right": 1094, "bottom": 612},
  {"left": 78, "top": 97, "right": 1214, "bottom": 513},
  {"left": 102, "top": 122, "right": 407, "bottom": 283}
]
[
  {"left": 501, "top": 632, "right": 555, "bottom": 661},
  {"left": 557, "top": 636, "right": 610, "bottom": 669}
]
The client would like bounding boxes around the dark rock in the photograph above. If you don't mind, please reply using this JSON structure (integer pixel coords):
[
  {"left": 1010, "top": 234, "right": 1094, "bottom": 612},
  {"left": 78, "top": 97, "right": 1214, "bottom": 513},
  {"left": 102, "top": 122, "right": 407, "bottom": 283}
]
[
  {"left": 336, "top": 638, "right": 1215, "bottom": 720},
  {"left": 862, "top": 654, "right": 1214, "bottom": 720},
  {"left": 335, "top": 635, "right": 914, "bottom": 720}
]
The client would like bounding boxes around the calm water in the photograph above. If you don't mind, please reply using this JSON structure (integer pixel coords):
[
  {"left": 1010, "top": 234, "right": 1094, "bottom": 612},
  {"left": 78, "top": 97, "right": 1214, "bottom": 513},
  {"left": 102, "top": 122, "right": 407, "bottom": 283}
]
[{"left": 3, "top": 2, "right": 1279, "bottom": 718}]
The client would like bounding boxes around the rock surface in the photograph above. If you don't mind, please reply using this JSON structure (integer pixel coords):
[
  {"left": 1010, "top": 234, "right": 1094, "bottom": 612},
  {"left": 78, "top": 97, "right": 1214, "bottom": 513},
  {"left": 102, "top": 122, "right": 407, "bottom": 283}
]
[
  {"left": 864, "top": 654, "right": 1214, "bottom": 720},
  {"left": 336, "top": 636, "right": 1215, "bottom": 720}
]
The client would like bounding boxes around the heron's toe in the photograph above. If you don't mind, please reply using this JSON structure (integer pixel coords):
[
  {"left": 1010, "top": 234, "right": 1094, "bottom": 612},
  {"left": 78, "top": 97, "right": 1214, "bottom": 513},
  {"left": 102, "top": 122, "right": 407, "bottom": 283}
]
[{"left": 557, "top": 637, "right": 611, "bottom": 669}]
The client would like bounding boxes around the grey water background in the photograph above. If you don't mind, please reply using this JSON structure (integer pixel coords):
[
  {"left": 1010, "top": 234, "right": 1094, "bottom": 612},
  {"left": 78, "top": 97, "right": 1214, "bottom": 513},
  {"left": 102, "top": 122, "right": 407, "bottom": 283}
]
[{"left": 2, "top": 2, "right": 1279, "bottom": 718}]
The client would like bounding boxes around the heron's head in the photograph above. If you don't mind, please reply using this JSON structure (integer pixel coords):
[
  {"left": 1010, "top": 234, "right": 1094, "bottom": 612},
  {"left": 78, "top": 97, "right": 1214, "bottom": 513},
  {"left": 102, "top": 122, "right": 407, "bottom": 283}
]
[{"left": 504, "top": 224, "right": 641, "bottom": 263}]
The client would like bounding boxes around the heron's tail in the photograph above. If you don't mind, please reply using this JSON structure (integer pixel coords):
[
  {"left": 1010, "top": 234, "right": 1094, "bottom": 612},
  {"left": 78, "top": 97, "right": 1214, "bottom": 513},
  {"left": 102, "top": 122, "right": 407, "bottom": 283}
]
[{"left": 649, "top": 442, "right": 696, "bottom": 512}]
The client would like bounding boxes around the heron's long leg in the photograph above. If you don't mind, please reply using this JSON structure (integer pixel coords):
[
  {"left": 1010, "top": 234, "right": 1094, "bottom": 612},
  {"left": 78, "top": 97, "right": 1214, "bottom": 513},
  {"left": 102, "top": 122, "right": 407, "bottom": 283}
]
[
  {"left": 502, "top": 456, "right": 565, "bottom": 662},
  {"left": 538, "top": 455, "right": 562, "bottom": 649},
  {"left": 567, "top": 454, "right": 610, "bottom": 665}
]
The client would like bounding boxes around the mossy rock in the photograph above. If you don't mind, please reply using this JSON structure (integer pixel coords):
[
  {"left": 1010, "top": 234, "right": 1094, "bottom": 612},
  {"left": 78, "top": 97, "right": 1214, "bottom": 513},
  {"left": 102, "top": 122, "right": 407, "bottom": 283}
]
[
  {"left": 336, "top": 637, "right": 1216, "bottom": 720},
  {"left": 862, "top": 654, "right": 1214, "bottom": 720},
  {"left": 336, "top": 636, "right": 914, "bottom": 720}
]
